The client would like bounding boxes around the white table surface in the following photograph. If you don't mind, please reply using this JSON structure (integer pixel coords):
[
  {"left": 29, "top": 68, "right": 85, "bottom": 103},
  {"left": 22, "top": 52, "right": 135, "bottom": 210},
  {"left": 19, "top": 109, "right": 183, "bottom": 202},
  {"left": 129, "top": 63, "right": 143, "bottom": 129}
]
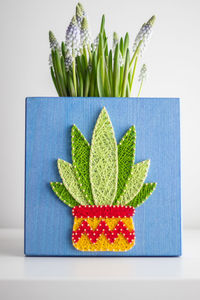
[{"left": 0, "top": 229, "right": 200, "bottom": 300}]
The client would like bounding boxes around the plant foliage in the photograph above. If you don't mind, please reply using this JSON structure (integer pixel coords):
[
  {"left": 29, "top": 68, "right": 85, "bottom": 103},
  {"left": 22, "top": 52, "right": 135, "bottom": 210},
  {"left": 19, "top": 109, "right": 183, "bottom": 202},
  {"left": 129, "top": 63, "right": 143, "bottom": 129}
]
[
  {"left": 51, "top": 107, "right": 157, "bottom": 207},
  {"left": 49, "top": 3, "right": 155, "bottom": 97}
]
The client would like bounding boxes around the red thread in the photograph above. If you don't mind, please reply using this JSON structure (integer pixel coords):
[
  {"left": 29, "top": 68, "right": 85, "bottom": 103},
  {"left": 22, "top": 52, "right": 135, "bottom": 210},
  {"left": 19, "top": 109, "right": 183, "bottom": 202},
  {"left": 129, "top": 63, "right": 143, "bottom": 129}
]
[
  {"left": 72, "top": 220, "right": 135, "bottom": 244},
  {"left": 72, "top": 205, "right": 135, "bottom": 218}
]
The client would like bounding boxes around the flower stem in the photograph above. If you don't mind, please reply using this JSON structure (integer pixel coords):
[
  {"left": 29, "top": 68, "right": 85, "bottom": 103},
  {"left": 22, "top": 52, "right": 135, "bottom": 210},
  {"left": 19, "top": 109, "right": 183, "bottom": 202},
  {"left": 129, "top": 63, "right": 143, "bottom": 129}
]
[
  {"left": 130, "top": 55, "right": 138, "bottom": 92},
  {"left": 129, "top": 40, "right": 142, "bottom": 70},
  {"left": 137, "top": 79, "right": 143, "bottom": 97},
  {"left": 72, "top": 57, "right": 77, "bottom": 96}
]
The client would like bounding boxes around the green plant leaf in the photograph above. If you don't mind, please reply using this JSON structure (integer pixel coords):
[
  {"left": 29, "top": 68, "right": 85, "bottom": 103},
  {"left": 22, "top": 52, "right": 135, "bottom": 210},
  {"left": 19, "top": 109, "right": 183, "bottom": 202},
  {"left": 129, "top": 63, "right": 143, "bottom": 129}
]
[
  {"left": 123, "top": 33, "right": 129, "bottom": 58},
  {"left": 61, "top": 56, "right": 67, "bottom": 91},
  {"left": 113, "top": 44, "right": 120, "bottom": 97},
  {"left": 104, "top": 66, "right": 111, "bottom": 96},
  {"left": 117, "top": 160, "right": 150, "bottom": 205},
  {"left": 50, "top": 66, "right": 61, "bottom": 96},
  {"left": 54, "top": 49, "right": 67, "bottom": 96},
  {"left": 121, "top": 49, "right": 130, "bottom": 97},
  {"left": 50, "top": 182, "right": 79, "bottom": 207},
  {"left": 57, "top": 159, "right": 88, "bottom": 205},
  {"left": 127, "top": 183, "right": 157, "bottom": 207},
  {"left": 68, "top": 75, "right": 76, "bottom": 97},
  {"left": 113, "top": 126, "right": 136, "bottom": 204},
  {"left": 90, "top": 107, "right": 118, "bottom": 205},
  {"left": 61, "top": 42, "right": 66, "bottom": 58},
  {"left": 97, "top": 57, "right": 104, "bottom": 96},
  {"left": 120, "top": 37, "right": 124, "bottom": 57},
  {"left": 84, "top": 69, "right": 90, "bottom": 97},
  {"left": 108, "top": 50, "right": 113, "bottom": 92},
  {"left": 71, "top": 125, "right": 94, "bottom": 205},
  {"left": 100, "top": 15, "right": 105, "bottom": 34}
]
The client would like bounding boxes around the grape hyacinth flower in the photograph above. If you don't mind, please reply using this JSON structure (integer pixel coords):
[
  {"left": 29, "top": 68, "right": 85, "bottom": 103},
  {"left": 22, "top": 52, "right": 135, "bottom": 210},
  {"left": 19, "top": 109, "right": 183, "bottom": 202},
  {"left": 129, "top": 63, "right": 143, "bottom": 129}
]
[
  {"left": 139, "top": 64, "right": 147, "bottom": 81},
  {"left": 112, "top": 32, "right": 119, "bottom": 51},
  {"left": 92, "top": 35, "right": 99, "bottom": 51},
  {"left": 48, "top": 31, "right": 60, "bottom": 67},
  {"left": 65, "top": 50, "right": 73, "bottom": 71},
  {"left": 133, "top": 16, "right": 155, "bottom": 56},
  {"left": 76, "top": 2, "right": 86, "bottom": 28},
  {"left": 138, "top": 64, "right": 147, "bottom": 96},
  {"left": 49, "top": 31, "right": 60, "bottom": 50},
  {"left": 112, "top": 33, "right": 124, "bottom": 66},
  {"left": 80, "top": 17, "right": 91, "bottom": 47},
  {"left": 65, "top": 16, "right": 81, "bottom": 56}
]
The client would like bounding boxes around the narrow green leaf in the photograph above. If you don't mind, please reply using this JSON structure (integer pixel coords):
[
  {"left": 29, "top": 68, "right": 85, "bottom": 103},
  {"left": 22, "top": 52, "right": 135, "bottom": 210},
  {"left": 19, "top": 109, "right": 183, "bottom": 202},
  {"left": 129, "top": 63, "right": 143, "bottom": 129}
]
[
  {"left": 100, "top": 15, "right": 105, "bottom": 34},
  {"left": 120, "top": 65, "right": 124, "bottom": 94},
  {"left": 54, "top": 49, "right": 67, "bottom": 96},
  {"left": 60, "top": 56, "right": 67, "bottom": 92},
  {"left": 68, "top": 75, "right": 76, "bottom": 97},
  {"left": 61, "top": 42, "right": 66, "bottom": 58},
  {"left": 89, "top": 51, "right": 97, "bottom": 96},
  {"left": 90, "top": 107, "right": 118, "bottom": 205},
  {"left": 108, "top": 50, "right": 113, "bottom": 92},
  {"left": 97, "top": 58, "right": 104, "bottom": 97},
  {"left": 57, "top": 159, "right": 88, "bottom": 205},
  {"left": 83, "top": 46, "right": 88, "bottom": 68},
  {"left": 113, "top": 44, "right": 120, "bottom": 97},
  {"left": 104, "top": 66, "right": 111, "bottom": 96},
  {"left": 98, "top": 33, "right": 104, "bottom": 61},
  {"left": 81, "top": 52, "right": 87, "bottom": 74},
  {"left": 126, "top": 81, "right": 130, "bottom": 97},
  {"left": 121, "top": 49, "right": 130, "bottom": 97},
  {"left": 79, "top": 72, "right": 83, "bottom": 97},
  {"left": 123, "top": 33, "right": 129, "bottom": 58},
  {"left": 50, "top": 182, "right": 79, "bottom": 207},
  {"left": 76, "top": 55, "right": 84, "bottom": 78},
  {"left": 117, "top": 160, "right": 150, "bottom": 205},
  {"left": 105, "top": 44, "right": 108, "bottom": 57},
  {"left": 127, "top": 183, "right": 157, "bottom": 207},
  {"left": 51, "top": 50, "right": 64, "bottom": 96},
  {"left": 84, "top": 69, "right": 90, "bottom": 97},
  {"left": 50, "top": 66, "right": 61, "bottom": 96},
  {"left": 71, "top": 125, "right": 94, "bottom": 204},
  {"left": 120, "top": 37, "right": 124, "bottom": 57}
]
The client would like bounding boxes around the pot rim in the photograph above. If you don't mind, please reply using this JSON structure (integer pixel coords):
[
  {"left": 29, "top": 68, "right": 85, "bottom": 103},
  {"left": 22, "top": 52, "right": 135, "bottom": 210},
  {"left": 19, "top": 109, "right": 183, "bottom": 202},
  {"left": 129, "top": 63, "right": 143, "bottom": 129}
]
[{"left": 72, "top": 205, "right": 135, "bottom": 218}]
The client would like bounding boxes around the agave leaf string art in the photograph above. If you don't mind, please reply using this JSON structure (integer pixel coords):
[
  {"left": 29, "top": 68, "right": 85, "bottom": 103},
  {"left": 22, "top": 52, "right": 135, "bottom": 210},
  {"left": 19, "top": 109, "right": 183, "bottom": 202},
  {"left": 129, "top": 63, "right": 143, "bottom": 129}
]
[
  {"left": 89, "top": 107, "right": 118, "bottom": 206},
  {"left": 50, "top": 107, "right": 157, "bottom": 251}
]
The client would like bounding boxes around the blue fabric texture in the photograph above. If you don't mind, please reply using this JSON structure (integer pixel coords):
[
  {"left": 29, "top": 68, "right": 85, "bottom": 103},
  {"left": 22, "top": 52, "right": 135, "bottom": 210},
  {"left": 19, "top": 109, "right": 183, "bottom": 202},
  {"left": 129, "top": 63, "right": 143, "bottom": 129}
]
[{"left": 25, "top": 97, "right": 181, "bottom": 256}]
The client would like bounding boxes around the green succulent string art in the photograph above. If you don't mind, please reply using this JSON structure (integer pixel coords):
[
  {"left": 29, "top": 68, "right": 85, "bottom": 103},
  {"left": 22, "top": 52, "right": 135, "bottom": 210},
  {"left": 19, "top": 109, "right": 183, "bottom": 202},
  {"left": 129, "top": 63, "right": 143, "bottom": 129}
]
[{"left": 50, "top": 107, "right": 157, "bottom": 251}]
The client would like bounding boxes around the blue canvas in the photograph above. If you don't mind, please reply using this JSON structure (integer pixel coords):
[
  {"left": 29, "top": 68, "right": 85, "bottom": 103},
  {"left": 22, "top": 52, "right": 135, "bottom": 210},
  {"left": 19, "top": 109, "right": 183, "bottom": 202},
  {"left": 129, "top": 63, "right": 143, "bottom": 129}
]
[{"left": 25, "top": 97, "right": 181, "bottom": 256}]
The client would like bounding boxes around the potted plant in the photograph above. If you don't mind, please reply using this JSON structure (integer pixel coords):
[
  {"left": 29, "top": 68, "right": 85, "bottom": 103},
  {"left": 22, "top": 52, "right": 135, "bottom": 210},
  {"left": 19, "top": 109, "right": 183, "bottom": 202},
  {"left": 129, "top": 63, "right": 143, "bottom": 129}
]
[
  {"left": 24, "top": 2, "right": 181, "bottom": 256},
  {"left": 48, "top": 3, "right": 157, "bottom": 252},
  {"left": 51, "top": 107, "right": 156, "bottom": 251}
]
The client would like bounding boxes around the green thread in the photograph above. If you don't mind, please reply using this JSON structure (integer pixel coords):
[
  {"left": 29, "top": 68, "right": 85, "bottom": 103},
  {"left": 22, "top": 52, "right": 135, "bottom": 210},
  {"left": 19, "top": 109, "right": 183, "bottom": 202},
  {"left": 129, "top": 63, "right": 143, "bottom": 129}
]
[
  {"left": 51, "top": 107, "right": 156, "bottom": 208},
  {"left": 50, "top": 182, "right": 79, "bottom": 207},
  {"left": 71, "top": 125, "right": 94, "bottom": 205},
  {"left": 117, "top": 160, "right": 150, "bottom": 205},
  {"left": 57, "top": 159, "right": 89, "bottom": 205},
  {"left": 127, "top": 182, "right": 157, "bottom": 207},
  {"left": 113, "top": 126, "right": 136, "bottom": 204},
  {"left": 90, "top": 107, "right": 118, "bottom": 205}
]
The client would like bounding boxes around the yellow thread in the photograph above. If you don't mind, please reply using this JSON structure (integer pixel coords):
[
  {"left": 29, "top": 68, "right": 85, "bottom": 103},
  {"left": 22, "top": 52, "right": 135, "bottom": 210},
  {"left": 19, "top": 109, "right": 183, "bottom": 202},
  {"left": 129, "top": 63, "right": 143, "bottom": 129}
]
[{"left": 72, "top": 217, "right": 135, "bottom": 252}]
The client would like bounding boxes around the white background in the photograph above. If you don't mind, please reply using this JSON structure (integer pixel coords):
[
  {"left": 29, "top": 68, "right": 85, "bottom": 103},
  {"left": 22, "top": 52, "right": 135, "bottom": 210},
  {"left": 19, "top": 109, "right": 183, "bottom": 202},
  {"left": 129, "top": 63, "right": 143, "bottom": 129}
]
[{"left": 0, "top": 0, "right": 199, "bottom": 229}]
